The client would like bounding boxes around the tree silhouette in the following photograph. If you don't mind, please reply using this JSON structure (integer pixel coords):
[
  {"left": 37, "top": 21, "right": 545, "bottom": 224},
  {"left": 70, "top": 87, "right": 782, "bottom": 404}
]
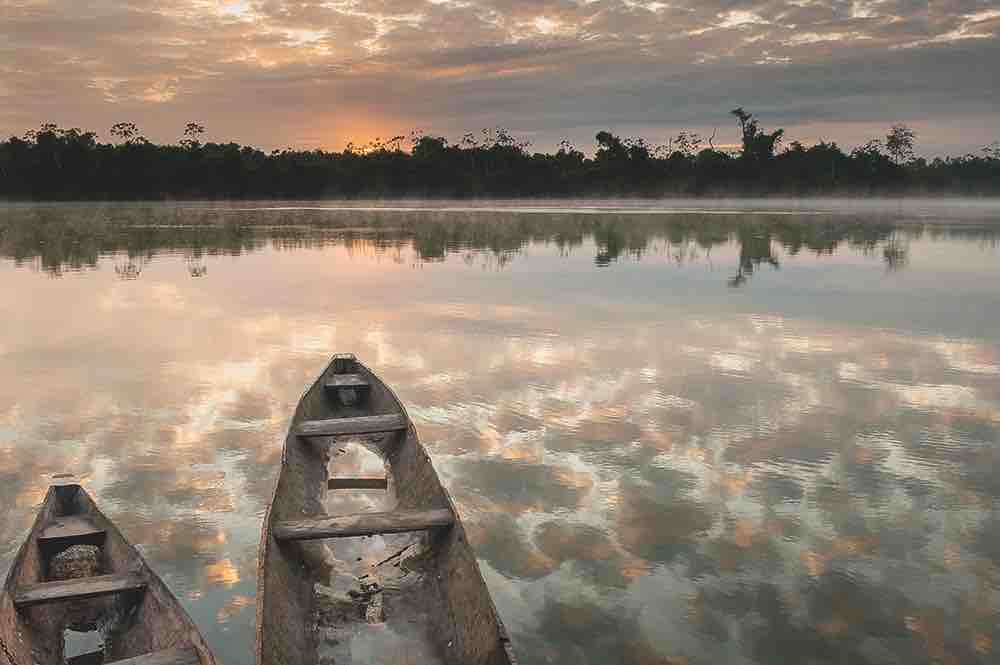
[
  {"left": 0, "top": 114, "right": 997, "bottom": 199},
  {"left": 595, "top": 131, "right": 627, "bottom": 161},
  {"left": 885, "top": 124, "right": 916, "bottom": 165},
  {"left": 670, "top": 131, "right": 702, "bottom": 157},
  {"left": 180, "top": 122, "right": 206, "bottom": 149},
  {"left": 731, "top": 108, "right": 784, "bottom": 169},
  {"left": 110, "top": 122, "right": 145, "bottom": 145}
]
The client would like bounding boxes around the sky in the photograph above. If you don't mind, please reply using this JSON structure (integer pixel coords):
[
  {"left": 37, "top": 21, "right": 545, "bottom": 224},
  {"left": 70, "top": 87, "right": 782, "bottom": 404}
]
[{"left": 2, "top": 0, "right": 999, "bottom": 155}]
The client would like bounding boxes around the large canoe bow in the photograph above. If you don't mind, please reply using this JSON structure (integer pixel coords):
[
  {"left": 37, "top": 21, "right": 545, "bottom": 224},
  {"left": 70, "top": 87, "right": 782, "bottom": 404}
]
[{"left": 256, "top": 354, "right": 516, "bottom": 665}]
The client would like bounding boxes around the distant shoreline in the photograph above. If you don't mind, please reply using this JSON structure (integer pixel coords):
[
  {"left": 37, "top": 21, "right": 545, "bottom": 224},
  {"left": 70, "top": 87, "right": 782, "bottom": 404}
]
[
  {"left": 6, "top": 196, "right": 1000, "bottom": 205},
  {"left": 4, "top": 120, "right": 998, "bottom": 200},
  {"left": 6, "top": 191, "right": 1000, "bottom": 203}
]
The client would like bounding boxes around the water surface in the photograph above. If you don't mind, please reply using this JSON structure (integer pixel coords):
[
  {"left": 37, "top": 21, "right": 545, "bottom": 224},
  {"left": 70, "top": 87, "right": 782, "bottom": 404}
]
[{"left": 2, "top": 201, "right": 1000, "bottom": 665}]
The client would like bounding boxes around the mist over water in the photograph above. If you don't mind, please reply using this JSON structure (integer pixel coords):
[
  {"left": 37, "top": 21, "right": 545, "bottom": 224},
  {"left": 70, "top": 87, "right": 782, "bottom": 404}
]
[{"left": 2, "top": 200, "right": 1000, "bottom": 665}]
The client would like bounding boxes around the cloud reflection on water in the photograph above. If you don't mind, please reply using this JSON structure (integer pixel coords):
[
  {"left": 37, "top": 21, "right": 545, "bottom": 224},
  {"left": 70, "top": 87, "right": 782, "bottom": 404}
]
[{"left": 1, "top": 204, "right": 1000, "bottom": 664}]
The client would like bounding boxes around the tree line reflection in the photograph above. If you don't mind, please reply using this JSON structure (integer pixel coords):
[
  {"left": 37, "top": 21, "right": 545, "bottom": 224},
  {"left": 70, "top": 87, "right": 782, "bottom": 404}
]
[
  {"left": 3, "top": 206, "right": 1000, "bottom": 664},
  {"left": 3, "top": 206, "right": 998, "bottom": 284}
]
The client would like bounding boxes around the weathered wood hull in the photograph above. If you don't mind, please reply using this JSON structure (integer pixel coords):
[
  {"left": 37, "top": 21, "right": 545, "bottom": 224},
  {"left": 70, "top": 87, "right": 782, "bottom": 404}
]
[
  {"left": 0, "top": 482, "right": 217, "bottom": 665},
  {"left": 256, "top": 355, "right": 515, "bottom": 665}
]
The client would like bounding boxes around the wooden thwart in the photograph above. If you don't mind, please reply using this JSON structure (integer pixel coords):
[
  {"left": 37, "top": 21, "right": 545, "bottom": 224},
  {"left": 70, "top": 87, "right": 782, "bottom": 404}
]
[
  {"left": 14, "top": 573, "right": 146, "bottom": 607},
  {"left": 111, "top": 648, "right": 202, "bottom": 665},
  {"left": 296, "top": 413, "right": 407, "bottom": 437},
  {"left": 324, "top": 374, "right": 370, "bottom": 390},
  {"left": 39, "top": 516, "right": 105, "bottom": 544},
  {"left": 65, "top": 651, "right": 104, "bottom": 665},
  {"left": 328, "top": 477, "right": 388, "bottom": 490},
  {"left": 273, "top": 508, "right": 454, "bottom": 541}
]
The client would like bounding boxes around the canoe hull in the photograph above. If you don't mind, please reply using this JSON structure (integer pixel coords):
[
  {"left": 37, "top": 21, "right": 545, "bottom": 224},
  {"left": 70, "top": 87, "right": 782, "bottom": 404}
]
[
  {"left": 256, "top": 355, "right": 515, "bottom": 665},
  {"left": 0, "top": 483, "right": 217, "bottom": 665}
]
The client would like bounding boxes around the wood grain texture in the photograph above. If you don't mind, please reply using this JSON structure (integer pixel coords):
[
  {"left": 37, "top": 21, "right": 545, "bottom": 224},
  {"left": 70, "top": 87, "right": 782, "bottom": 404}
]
[
  {"left": 273, "top": 508, "right": 454, "bottom": 541},
  {"left": 39, "top": 516, "right": 104, "bottom": 543},
  {"left": 14, "top": 573, "right": 145, "bottom": 607},
  {"left": 258, "top": 354, "right": 515, "bottom": 665},
  {"left": 296, "top": 413, "right": 406, "bottom": 437},
  {"left": 3, "top": 484, "right": 219, "bottom": 665},
  {"left": 327, "top": 477, "right": 388, "bottom": 490},
  {"left": 110, "top": 647, "right": 201, "bottom": 665},
  {"left": 323, "top": 374, "right": 370, "bottom": 390},
  {"left": 65, "top": 650, "right": 104, "bottom": 665}
]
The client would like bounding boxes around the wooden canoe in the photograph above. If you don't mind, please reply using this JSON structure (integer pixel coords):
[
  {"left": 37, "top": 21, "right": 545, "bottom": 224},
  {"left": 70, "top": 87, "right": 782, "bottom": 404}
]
[
  {"left": 0, "top": 479, "right": 217, "bottom": 665},
  {"left": 256, "top": 354, "right": 516, "bottom": 665}
]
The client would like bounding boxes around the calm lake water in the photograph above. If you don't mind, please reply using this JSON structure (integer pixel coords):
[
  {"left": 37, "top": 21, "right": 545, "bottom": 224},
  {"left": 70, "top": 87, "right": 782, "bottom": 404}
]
[{"left": 2, "top": 200, "right": 1000, "bottom": 665}]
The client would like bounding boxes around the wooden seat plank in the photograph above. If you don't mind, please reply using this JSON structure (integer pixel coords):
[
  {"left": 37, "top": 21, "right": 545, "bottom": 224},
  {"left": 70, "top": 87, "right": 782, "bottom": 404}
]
[
  {"left": 39, "top": 516, "right": 105, "bottom": 543},
  {"left": 65, "top": 650, "right": 105, "bottom": 665},
  {"left": 328, "top": 477, "right": 388, "bottom": 490},
  {"left": 14, "top": 573, "right": 145, "bottom": 607},
  {"left": 296, "top": 414, "right": 407, "bottom": 437},
  {"left": 110, "top": 647, "right": 201, "bottom": 665},
  {"left": 273, "top": 508, "right": 454, "bottom": 541},
  {"left": 324, "top": 374, "right": 370, "bottom": 390}
]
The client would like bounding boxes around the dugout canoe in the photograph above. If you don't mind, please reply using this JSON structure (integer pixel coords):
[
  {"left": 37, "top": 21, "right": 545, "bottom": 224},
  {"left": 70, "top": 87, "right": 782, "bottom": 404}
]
[
  {"left": 256, "top": 354, "right": 515, "bottom": 665},
  {"left": 0, "top": 479, "right": 217, "bottom": 665}
]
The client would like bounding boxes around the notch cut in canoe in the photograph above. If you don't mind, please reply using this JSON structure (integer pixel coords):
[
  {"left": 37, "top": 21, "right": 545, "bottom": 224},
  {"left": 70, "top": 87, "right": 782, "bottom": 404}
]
[
  {"left": 109, "top": 647, "right": 202, "bottom": 665},
  {"left": 273, "top": 508, "right": 454, "bottom": 541},
  {"left": 327, "top": 477, "right": 388, "bottom": 490},
  {"left": 331, "top": 353, "right": 358, "bottom": 374},
  {"left": 39, "top": 516, "right": 105, "bottom": 544},
  {"left": 296, "top": 413, "right": 407, "bottom": 437},
  {"left": 14, "top": 573, "right": 146, "bottom": 607}
]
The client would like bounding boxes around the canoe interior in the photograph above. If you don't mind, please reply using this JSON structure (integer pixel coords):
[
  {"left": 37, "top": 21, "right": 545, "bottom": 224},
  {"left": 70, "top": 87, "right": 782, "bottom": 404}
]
[
  {"left": 257, "top": 355, "right": 515, "bottom": 665},
  {"left": 0, "top": 483, "right": 216, "bottom": 665}
]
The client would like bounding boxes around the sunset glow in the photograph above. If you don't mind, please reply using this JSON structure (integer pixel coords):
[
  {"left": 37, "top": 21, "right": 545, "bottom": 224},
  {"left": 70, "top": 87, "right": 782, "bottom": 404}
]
[{"left": 1, "top": 1, "right": 997, "bottom": 153}]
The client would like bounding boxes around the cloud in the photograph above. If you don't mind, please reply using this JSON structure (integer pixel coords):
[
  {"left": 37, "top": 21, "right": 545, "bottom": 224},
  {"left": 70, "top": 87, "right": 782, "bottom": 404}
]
[{"left": 1, "top": 1, "right": 997, "bottom": 153}]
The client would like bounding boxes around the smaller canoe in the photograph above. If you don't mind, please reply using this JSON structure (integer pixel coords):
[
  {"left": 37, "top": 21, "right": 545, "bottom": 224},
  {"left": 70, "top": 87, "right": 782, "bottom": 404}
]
[{"left": 0, "top": 478, "right": 217, "bottom": 665}]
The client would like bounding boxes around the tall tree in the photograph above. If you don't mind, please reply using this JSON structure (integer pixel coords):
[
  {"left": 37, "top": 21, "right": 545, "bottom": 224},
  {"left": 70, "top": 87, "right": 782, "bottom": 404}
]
[
  {"left": 180, "top": 122, "right": 206, "bottom": 149},
  {"left": 885, "top": 124, "right": 916, "bottom": 165},
  {"left": 110, "top": 122, "right": 145, "bottom": 145},
  {"left": 730, "top": 108, "right": 784, "bottom": 168}
]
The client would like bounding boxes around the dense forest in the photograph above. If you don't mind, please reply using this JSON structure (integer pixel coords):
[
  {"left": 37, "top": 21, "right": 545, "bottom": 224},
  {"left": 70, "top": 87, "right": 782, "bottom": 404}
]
[{"left": 2, "top": 110, "right": 998, "bottom": 199}]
